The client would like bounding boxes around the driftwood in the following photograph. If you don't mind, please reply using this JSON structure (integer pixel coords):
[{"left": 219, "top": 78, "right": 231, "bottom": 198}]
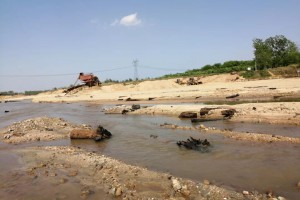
[
  {"left": 199, "top": 108, "right": 217, "bottom": 116},
  {"left": 225, "top": 94, "right": 239, "bottom": 99},
  {"left": 126, "top": 98, "right": 140, "bottom": 101},
  {"left": 177, "top": 137, "right": 210, "bottom": 152},
  {"left": 178, "top": 112, "right": 197, "bottom": 118},
  {"left": 221, "top": 109, "right": 237, "bottom": 118},
  {"left": 70, "top": 126, "right": 111, "bottom": 141}
]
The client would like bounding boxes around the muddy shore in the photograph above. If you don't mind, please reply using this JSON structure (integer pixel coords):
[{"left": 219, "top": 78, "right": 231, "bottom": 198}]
[
  {"left": 1, "top": 75, "right": 300, "bottom": 199},
  {"left": 0, "top": 116, "right": 281, "bottom": 200}
]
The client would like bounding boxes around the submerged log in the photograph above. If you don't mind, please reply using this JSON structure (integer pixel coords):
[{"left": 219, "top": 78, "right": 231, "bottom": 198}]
[{"left": 178, "top": 112, "right": 197, "bottom": 118}]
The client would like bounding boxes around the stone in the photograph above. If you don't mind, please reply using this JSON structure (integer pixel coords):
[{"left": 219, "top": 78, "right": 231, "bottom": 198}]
[
  {"left": 115, "top": 187, "right": 122, "bottom": 196},
  {"left": 131, "top": 104, "right": 140, "bottom": 110},
  {"left": 297, "top": 181, "right": 300, "bottom": 189},
  {"left": 109, "top": 187, "right": 116, "bottom": 195},
  {"left": 4, "top": 134, "right": 12, "bottom": 139},
  {"left": 172, "top": 178, "right": 182, "bottom": 191},
  {"left": 59, "top": 178, "right": 68, "bottom": 184},
  {"left": 203, "top": 180, "right": 210, "bottom": 185},
  {"left": 242, "top": 190, "right": 249, "bottom": 195},
  {"left": 199, "top": 124, "right": 206, "bottom": 129},
  {"left": 277, "top": 196, "right": 287, "bottom": 200},
  {"left": 68, "top": 170, "right": 78, "bottom": 177}
]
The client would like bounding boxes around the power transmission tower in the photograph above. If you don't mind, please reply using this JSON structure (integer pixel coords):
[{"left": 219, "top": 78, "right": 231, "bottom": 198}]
[{"left": 133, "top": 59, "right": 139, "bottom": 80}]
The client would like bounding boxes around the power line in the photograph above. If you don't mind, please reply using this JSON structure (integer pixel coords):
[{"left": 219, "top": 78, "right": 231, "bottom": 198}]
[
  {"left": 0, "top": 66, "right": 132, "bottom": 78},
  {"left": 139, "top": 65, "right": 184, "bottom": 71},
  {"left": 0, "top": 65, "right": 185, "bottom": 78}
]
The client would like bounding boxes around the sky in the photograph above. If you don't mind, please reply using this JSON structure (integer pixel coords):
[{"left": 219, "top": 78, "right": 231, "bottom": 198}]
[{"left": 0, "top": 0, "right": 300, "bottom": 92}]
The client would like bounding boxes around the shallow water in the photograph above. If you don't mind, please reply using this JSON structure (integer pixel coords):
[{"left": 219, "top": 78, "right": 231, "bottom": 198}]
[{"left": 0, "top": 100, "right": 300, "bottom": 199}]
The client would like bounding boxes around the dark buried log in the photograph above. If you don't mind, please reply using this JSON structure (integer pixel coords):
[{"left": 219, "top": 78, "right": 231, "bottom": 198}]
[
  {"left": 178, "top": 112, "right": 197, "bottom": 118},
  {"left": 221, "top": 109, "right": 237, "bottom": 118},
  {"left": 199, "top": 108, "right": 217, "bottom": 116},
  {"left": 225, "top": 94, "right": 239, "bottom": 99}
]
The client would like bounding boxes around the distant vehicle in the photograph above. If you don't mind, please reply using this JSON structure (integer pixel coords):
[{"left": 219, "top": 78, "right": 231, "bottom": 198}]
[
  {"left": 78, "top": 72, "right": 101, "bottom": 87},
  {"left": 63, "top": 72, "right": 101, "bottom": 94}
]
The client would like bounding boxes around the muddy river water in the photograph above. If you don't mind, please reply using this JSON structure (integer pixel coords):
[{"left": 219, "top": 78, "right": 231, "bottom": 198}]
[{"left": 0, "top": 100, "right": 300, "bottom": 199}]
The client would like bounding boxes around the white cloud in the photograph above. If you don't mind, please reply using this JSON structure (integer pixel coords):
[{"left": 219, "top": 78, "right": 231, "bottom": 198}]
[{"left": 111, "top": 13, "right": 142, "bottom": 27}]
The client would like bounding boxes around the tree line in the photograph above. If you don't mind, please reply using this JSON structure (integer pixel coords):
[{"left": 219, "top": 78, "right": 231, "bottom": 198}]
[{"left": 253, "top": 35, "right": 300, "bottom": 69}]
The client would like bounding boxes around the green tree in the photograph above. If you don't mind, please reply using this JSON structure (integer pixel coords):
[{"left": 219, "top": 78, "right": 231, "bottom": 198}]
[
  {"left": 253, "top": 35, "right": 300, "bottom": 69},
  {"left": 253, "top": 38, "right": 272, "bottom": 69}
]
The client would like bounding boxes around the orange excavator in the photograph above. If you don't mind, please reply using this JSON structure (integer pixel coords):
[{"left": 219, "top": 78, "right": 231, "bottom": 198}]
[{"left": 64, "top": 72, "right": 101, "bottom": 94}]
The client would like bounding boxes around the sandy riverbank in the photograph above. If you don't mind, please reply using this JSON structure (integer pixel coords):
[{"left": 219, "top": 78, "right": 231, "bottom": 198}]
[
  {"left": 0, "top": 117, "right": 282, "bottom": 199},
  {"left": 1, "top": 74, "right": 300, "bottom": 199}
]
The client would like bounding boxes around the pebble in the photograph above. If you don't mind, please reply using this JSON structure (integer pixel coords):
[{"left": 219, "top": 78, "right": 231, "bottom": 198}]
[
  {"left": 297, "top": 181, "right": 300, "bottom": 189},
  {"left": 172, "top": 178, "right": 182, "bottom": 191},
  {"left": 109, "top": 187, "right": 116, "bottom": 195},
  {"left": 59, "top": 178, "right": 68, "bottom": 184},
  {"left": 68, "top": 170, "right": 78, "bottom": 177},
  {"left": 203, "top": 180, "right": 210, "bottom": 185},
  {"left": 277, "top": 196, "right": 287, "bottom": 200},
  {"left": 199, "top": 124, "right": 206, "bottom": 129},
  {"left": 242, "top": 190, "right": 249, "bottom": 195},
  {"left": 115, "top": 187, "right": 122, "bottom": 196}
]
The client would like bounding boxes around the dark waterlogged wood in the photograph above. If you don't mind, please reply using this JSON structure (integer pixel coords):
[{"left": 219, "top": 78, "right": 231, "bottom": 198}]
[
  {"left": 225, "top": 94, "right": 239, "bottom": 99},
  {"left": 178, "top": 112, "right": 197, "bottom": 118}
]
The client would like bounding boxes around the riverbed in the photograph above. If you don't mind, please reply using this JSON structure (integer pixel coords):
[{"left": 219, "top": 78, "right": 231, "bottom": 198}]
[{"left": 1, "top": 100, "right": 300, "bottom": 199}]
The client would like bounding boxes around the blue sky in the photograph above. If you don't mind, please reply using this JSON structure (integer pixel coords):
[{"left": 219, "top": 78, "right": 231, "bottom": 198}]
[{"left": 0, "top": 0, "right": 300, "bottom": 92}]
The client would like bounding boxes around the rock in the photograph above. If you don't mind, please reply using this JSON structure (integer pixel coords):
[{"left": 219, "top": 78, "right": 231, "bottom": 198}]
[
  {"left": 131, "top": 104, "right": 140, "bottom": 110},
  {"left": 115, "top": 187, "right": 122, "bottom": 196},
  {"left": 297, "top": 181, "right": 300, "bottom": 188},
  {"left": 68, "top": 170, "right": 78, "bottom": 177},
  {"left": 59, "top": 178, "right": 68, "bottom": 184},
  {"left": 277, "top": 196, "right": 287, "bottom": 200},
  {"left": 4, "top": 134, "right": 12, "bottom": 139},
  {"left": 172, "top": 178, "right": 182, "bottom": 191},
  {"left": 109, "top": 187, "right": 116, "bottom": 195},
  {"left": 178, "top": 112, "right": 197, "bottom": 118},
  {"left": 199, "top": 124, "right": 206, "bottom": 129},
  {"left": 203, "top": 180, "right": 210, "bottom": 185},
  {"left": 80, "top": 189, "right": 92, "bottom": 199},
  {"left": 181, "top": 185, "right": 190, "bottom": 196},
  {"left": 49, "top": 172, "right": 57, "bottom": 177},
  {"left": 150, "top": 134, "right": 158, "bottom": 139},
  {"left": 242, "top": 190, "right": 249, "bottom": 195}
]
